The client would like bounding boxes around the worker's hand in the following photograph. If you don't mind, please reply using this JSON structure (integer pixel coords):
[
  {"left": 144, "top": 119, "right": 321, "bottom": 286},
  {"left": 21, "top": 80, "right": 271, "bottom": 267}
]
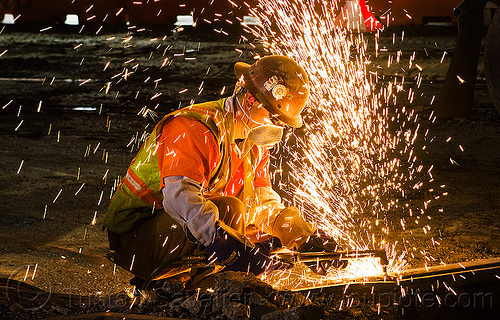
[
  {"left": 272, "top": 206, "right": 315, "bottom": 249},
  {"left": 204, "top": 222, "right": 281, "bottom": 276},
  {"left": 298, "top": 229, "right": 339, "bottom": 253},
  {"left": 298, "top": 229, "right": 346, "bottom": 275}
]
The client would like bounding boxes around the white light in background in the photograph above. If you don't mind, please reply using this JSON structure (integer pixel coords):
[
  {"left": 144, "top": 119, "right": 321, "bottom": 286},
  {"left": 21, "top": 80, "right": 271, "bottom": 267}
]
[
  {"left": 64, "top": 14, "right": 79, "bottom": 26},
  {"left": 175, "top": 15, "right": 194, "bottom": 26},
  {"left": 2, "top": 14, "right": 15, "bottom": 25}
]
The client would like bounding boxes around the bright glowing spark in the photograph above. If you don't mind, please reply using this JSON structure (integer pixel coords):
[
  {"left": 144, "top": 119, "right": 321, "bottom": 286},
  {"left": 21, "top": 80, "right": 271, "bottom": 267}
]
[
  {"left": 53, "top": 189, "right": 63, "bottom": 203},
  {"left": 16, "top": 160, "right": 24, "bottom": 174}
]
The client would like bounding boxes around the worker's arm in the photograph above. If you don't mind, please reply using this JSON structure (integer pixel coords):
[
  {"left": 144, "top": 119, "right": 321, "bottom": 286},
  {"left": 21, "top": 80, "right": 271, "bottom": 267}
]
[
  {"left": 254, "top": 193, "right": 339, "bottom": 251},
  {"left": 162, "top": 176, "right": 218, "bottom": 247},
  {"left": 251, "top": 151, "right": 313, "bottom": 249},
  {"left": 251, "top": 186, "right": 284, "bottom": 234},
  {"left": 162, "top": 177, "right": 281, "bottom": 274},
  {"left": 157, "top": 117, "right": 221, "bottom": 247},
  {"left": 250, "top": 149, "right": 284, "bottom": 236}
]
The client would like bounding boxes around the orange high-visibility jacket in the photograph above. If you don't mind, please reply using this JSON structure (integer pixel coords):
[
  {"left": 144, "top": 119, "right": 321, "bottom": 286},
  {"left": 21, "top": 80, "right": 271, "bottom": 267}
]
[{"left": 104, "top": 98, "right": 271, "bottom": 234}]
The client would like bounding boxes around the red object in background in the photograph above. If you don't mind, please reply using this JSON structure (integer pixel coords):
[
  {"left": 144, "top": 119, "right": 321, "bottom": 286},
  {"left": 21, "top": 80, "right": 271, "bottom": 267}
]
[
  {"left": 359, "top": 0, "right": 384, "bottom": 31},
  {"left": 369, "top": 0, "right": 461, "bottom": 27}
]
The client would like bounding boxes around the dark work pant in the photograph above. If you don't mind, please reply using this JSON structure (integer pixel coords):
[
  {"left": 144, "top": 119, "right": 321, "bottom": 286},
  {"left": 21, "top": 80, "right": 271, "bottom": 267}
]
[{"left": 111, "top": 196, "right": 245, "bottom": 280}]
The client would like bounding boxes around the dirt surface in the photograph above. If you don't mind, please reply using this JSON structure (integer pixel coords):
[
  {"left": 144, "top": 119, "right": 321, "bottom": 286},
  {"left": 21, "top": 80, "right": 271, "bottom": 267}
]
[
  {"left": 0, "top": 26, "right": 258, "bottom": 298},
  {"left": 0, "top": 23, "right": 499, "bottom": 319}
]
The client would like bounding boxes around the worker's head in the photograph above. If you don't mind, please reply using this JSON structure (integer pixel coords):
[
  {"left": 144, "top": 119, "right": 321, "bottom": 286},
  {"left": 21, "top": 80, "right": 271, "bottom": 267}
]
[
  {"left": 232, "top": 87, "right": 285, "bottom": 147},
  {"left": 234, "top": 55, "right": 310, "bottom": 128}
]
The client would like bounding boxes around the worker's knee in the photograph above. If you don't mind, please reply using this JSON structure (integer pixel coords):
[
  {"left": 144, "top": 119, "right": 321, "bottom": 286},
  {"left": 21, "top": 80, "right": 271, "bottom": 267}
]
[
  {"left": 112, "top": 211, "right": 197, "bottom": 280},
  {"left": 107, "top": 229, "right": 121, "bottom": 250}
]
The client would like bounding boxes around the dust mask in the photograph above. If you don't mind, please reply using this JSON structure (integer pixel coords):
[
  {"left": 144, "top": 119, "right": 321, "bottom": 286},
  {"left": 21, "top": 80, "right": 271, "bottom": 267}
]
[
  {"left": 234, "top": 94, "right": 284, "bottom": 147},
  {"left": 247, "top": 124, "right": 283, "bottom": 147}
]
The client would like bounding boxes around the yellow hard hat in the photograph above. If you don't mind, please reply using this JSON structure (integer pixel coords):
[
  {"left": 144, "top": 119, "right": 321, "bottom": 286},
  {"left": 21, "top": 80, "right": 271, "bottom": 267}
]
[{"left": 234, "top": 55, "right": 310, "bottom": 128}]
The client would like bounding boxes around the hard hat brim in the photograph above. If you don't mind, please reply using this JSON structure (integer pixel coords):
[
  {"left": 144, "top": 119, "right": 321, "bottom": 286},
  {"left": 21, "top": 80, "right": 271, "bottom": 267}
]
[{"left": 234, "top": 61, "right": 251, "bottom": 81}]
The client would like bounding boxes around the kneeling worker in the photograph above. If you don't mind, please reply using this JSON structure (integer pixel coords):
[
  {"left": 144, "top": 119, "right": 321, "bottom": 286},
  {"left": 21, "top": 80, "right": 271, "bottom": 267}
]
[{"left": 103, "top": 55, "right": 338, "bottom": 283}]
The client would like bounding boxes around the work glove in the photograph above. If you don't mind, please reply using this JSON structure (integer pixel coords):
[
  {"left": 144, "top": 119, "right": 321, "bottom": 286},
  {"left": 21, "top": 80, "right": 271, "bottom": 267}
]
[
  {"left": 203, "top": 222, "right": 282, "bottom": 276},
  {"left": 298, "top": 229, "right": 347, "bottom": 274},
  {"left": 271, "top": 207, "right": 346, "bottom": 273},
  {"left": 271, "top": 206, "right": 315, "bottom": 249}
]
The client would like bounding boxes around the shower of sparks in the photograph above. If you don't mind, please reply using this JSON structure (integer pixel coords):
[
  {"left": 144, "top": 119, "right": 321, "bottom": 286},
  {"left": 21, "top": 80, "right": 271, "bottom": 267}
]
[
  {"left": 242, "top": 0, "right": 438, "bottom": 278},
  {"left": 262, "top": 242, "right": 408, "bottom": 289}
]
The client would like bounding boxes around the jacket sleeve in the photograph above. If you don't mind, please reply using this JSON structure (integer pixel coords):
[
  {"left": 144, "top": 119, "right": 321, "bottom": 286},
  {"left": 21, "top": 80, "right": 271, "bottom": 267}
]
[
  {"left": 157, "top": 116, "right": 221, "bottom": 247},
  {"left": 162, "top": 176, "right": 218, "bottom": 247}
]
